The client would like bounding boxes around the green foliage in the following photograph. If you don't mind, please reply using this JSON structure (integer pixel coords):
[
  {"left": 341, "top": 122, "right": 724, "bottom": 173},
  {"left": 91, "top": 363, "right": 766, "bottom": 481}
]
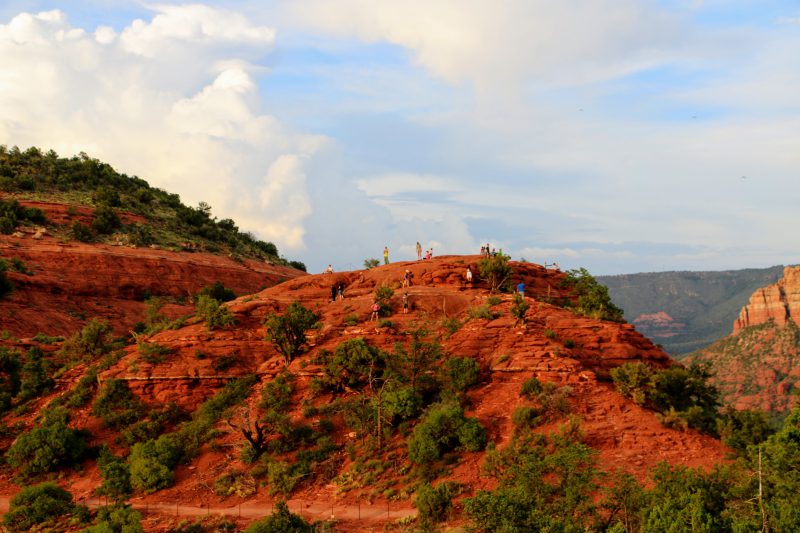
[
  {"left": 92, "top": 379, "right": 147, "bottom": 429},
  {"left": 97, "top": 446, "right": 133, "bottom": 502},
  {"left": 7, "top": 407, "right": 90, "bottom": 478},
  {"left": 439, "top": 357, "right": 480, "bottom": 396},
  {"left": 31, "top": 332, "right": 64, "bottom": 344},
  {"left": 407, "top": 402, "right": 487, "bottom": 464},
  {"left": 562, "top": 267, "right": 625, "bottom": 322},
  {"left": 439, "top": 316, "right": 462, "bottom": 338},
  {"left": 198, "top": 281, "right": 236, "bottom": 302},
  {"left": 464, "top": 429, "right": 599, "bottom": 532},
  {"left": 92, "top": 205, "right": 122, "bottom": 234},
  {"left": 511, "top": 292, "right": 530, "bottom": 323},
  {"left": 415, "top": 481, "right": 461, "bottom": 528},
  {"left": 84, "top": 503, "right": 144, "bottom": 533},
  {"left": 244, "top": 501, "right": 312, "bottom": 533},
  {"left": 363, "top": 258, "right": 380, "bottom": 269},
  {"left": 343, "top": 313, "right": 359, "bottom": 326},
  {"left": 3, "top": 482, "right": 78, "bottom": 532},
  {"left": 8, "top": 257, "right": 32, "bottom": 275},
  {"left": 717, "top": 409, "right": 775, "bottom": 454},
  {"left": 58, "top": 318, "right": 114, "bottom": 361},
  {"left": 264, "top": 301, "right": 320, "bottom": 365},
  {"left": 0, "top": 346, "right": 21, "bottom": 411},
  {"left": 71, "top": 221, "right": 94, "bottom": 242},
  {"left": 314, "top": 338, "right": 385, "bottom": 393},
  {"left": 478, "top": 252, "right": 513, "bottom": 292},
  {"left": 467, "top": 304, "right": 497, "bottom": 320},
  {"left": 0, "top": 146, "right": 293, "bottom": 263},
  {"left": 374, "top": 285, "right": 394, "bottom": 316},
  {"left": 288, "top": 260, "right": 307, "bottom": 272},
  {"left": 64, "top": 366, "right": 99, "bottom": 407},
  {"left": 195, "top": 294, "right": 236, "bottom": 330},
  {"left": 128, "top": 435, "right": 182, "bottom": 493},
  {"left": 611, "top": 362, "right": 720, "bottom": 434},
  {"left": 0, "top": 259, "right": 13, "bottom": 298},
  {"left": 0, "top": 197, "right": 47, "bottom": 235},
  {"left": 17, "top": 347, "right": 55, "bottom": 401},
  {"left": 137, "top": 341, "right": 173, "bottom": 364},
  {"left": 389, "top": 326, "right": 443, "bottom": 390},
  {"left": 520, "top": 376, "right": 543, "bottom": 397}
]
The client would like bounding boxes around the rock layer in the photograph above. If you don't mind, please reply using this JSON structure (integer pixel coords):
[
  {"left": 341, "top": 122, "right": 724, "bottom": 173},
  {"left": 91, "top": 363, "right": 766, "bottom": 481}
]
[{"left": 734, "top": 266, "right": 800, "bottom": 333}]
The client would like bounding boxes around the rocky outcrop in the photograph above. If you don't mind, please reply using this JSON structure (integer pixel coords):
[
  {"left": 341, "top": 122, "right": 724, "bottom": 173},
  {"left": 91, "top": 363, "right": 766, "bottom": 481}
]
[
  {"left": 734, "top": 266, "right": 800, "bottom": 333},
  {"left": 0, "top": 200, "right": 304, "bottom": 338}
]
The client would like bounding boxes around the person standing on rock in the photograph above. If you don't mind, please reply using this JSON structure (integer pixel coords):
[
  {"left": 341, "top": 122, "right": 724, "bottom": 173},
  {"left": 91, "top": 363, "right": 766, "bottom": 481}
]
[
  {"left": 383, "top": 246, "right": 389, "bottom": 265},
  {"left": 331, "top": 284, "right": 337, "bottom": 303},
  {"left": 466, "top": 266, "right": 473, "bottom": 283},
  {"left": 371, "top": 300, "right": 380, "bottom": 321},
  {"left": 416, "top": 241, "right": 422, "bottom": 260},
  {"left": 338, "top": 283, "right": 345, "bottom": 300},
  {"left": 403, "top": 269, "right": 411, "bottom": 288},
  {"left": 517, "top": 281, "right": 525, "bottom": 296},
  {"left": 403, "top": 292, "right": 409, "bottom": 314}
]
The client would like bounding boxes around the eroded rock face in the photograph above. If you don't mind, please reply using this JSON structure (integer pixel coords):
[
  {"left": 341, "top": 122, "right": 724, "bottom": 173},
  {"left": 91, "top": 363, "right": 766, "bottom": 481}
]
[
  {"left": 0, "top": 202, "right": 304, "bottom": 338},
  {"left": 734, "top": 266, "right": 800, "bottom": 333}
]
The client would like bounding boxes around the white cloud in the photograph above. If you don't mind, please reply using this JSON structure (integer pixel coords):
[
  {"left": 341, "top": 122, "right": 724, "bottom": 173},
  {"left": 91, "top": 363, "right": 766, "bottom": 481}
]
[{"left": 0, "top": 6, "right": 322, "bottom": 252}]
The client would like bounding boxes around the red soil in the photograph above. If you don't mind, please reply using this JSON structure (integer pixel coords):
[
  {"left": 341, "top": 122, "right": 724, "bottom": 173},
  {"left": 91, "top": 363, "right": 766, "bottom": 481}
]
[{"left": 0, "top": 256, "right": 729, "bottom": 531}]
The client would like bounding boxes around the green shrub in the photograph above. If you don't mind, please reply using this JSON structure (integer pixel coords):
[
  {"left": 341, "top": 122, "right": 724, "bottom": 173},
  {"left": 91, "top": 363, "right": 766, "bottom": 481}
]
[
  {"left": 520, "top": 376, "right": 543, "bottom": 398},
  {"left": 84, "top": 503, "right": 143, "bottom": 533},
  {"left": 31, "top": 332, "right": 64, "bottom": 344},
  {"left": 415, "top": 481, "right": 461, "bottom": 527},
  {"left": 91, "top": 205, "right": 121, "bottom": 234},
  {"left": 716, "top": 409, "right": 775, "bottom": 454},
  {"left": 244, "top": 501, "right": 312, "bottom": 533},
  {"left": 0, "top": 259, "right": 13, "bottom": 298},
  {"left": 374, "top": 285, "right": 394, "bottom": 316},
  {"left": 343, "top": 313, "right": 359, "bottom": 326},
  {"left": 70, "top": 221, "right": 93, "bottom": 242},
  {"left": 265, "top": 302, "right": 320, "bottom": 365},
  {"left": 468, "top": 304, "right": 496, "bottom": 320},
  {"left": 610, "top": 362, "right": 652, "bottom": 405},
  {"left": 478, "top": 253, "right": 513, "bottom": 292},
  {"left": 92, "top": 379, "right": 147, "bottom": 429},
  {"left": 93, "top": 186, "right": 121, "bottom": 207},
  {"left": 314, "top": 338, "right": 385, "bottom": 393},
  {"left": 545, "top": 328, "right": 556, "bottom": 339},
  {"left": 64, "top": 366, "right": 99, "bottom": 407},
  {"left": 3, "top": 482, "right": 78, "bottom": 531},
  {"left": 9, "top": 257, "right": 32, "bottom": 275},
  {"left": 363, "top": 258, "right": 380, "bottom": 269},
  {"left": 17, "top": 347, "right": 55, "bottom": 401},
  {"left": 198, "top": 281, "right": 236, "bottom": 302},
  {"left": 212, "top": 354, "right": 239, "bottom": 372},
  {"left": 58, "top": 318, "right": 114, "bottom": 361},
  {"left": 137, "top": 341, "right": 173, "bottom": 364},
  {"left": 382, "top": 384, "right": 424, "bottom": 421},
  {"left": 0, "top": 346, "right": 21, "bottom": 411},
  {"left": 377, "top": 318, "right": 394, "bottom": 329},
  {"left": 288, "top": 260, "right": 307, "bottom": 272},
  {"left": 440, "top": 357, "right": 480, "bottom": 395},
  {"left": 196, "top": 294, "right": 236, "bottom": 330},
  {"left": 97, "top": 446, "right": 133, "bottom": 501},
  {"left": 440, "top": 316, "right": 462, "bottom": 338},
  {"left": 408, "top": 402, "right": 487, "bottom": 464},
  {"left": 561, "top": 267, "right": 624, "bottom": 322},
  {"left": 7, "top": 407, "right": 90, "bottom": 478},
  {"left": 563, "top": 339, "right": 576, "bottom": 349},
  {"left": 511, "top": 292, "right": 530, "bottom": 323},
  {"left": 511, "top": 406, "right": 542, "bottom": 429},
  {"left": 128, "top": 435, "right": 182, "bottom": 493}
]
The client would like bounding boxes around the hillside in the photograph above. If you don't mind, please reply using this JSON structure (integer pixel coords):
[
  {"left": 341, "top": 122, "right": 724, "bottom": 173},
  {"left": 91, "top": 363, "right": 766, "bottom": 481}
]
[
  {"left": 0, "top": 256, "right": 734, "bottom": 531},
  {"left": 0, "top": 147, "right": 306, "bottom": 338},
  {"left": 599, "top": 266, "right": 785, "bottom": 356},
  {"left": 688, "top": 266, "right": 800, "bottom": 413}
]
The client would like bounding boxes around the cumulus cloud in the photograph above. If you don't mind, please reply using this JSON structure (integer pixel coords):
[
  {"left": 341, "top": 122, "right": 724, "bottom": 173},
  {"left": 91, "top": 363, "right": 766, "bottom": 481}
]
[{"left": 0, "top": 6, "right": 322, "bottom": 251}]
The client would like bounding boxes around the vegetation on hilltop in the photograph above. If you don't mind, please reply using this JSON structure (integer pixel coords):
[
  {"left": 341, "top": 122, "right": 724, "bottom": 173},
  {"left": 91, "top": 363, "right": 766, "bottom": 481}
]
[{"left": 0, "top": 145, "right": 305, "bottom": 269}]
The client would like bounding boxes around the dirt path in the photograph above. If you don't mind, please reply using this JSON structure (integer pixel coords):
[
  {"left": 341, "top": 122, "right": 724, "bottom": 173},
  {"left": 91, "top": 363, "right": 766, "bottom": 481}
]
[{"left": 0, "top": 495, "right": 416, "bottom": 526}]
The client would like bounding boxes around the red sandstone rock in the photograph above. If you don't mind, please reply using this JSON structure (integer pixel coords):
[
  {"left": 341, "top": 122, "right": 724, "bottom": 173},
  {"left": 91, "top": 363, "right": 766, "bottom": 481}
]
[{"left": 734, "top": 266, "right": 800, "bottom": 332}]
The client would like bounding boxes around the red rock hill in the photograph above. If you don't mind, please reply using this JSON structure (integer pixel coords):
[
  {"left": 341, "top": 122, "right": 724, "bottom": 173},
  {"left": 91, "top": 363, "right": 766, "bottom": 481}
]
[
  {"left": 734, "top": 266, "right": 800, "bottom": 333},
  {"left": 689, "top": 265, "right": 800, "bottom": 412},
  {"left": 0, "top": 201, "right": 303, "bottom": 338}
]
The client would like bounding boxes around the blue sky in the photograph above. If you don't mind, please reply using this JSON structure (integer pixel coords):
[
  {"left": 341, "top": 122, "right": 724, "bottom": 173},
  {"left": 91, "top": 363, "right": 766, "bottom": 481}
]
[{"left": 1, "top": 1, "right": 799, "bottom": 274}]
